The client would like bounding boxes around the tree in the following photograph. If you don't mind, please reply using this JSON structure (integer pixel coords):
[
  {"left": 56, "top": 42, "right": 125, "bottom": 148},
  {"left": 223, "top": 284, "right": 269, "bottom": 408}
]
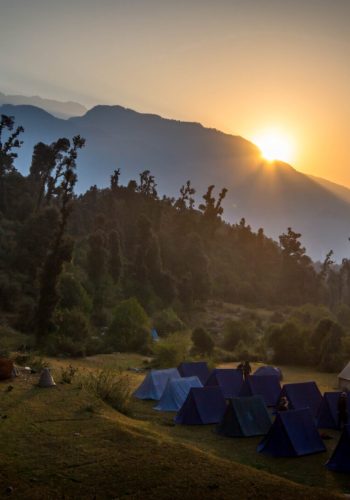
[
  {"left": 110, "top": 168, "right": 120, "bottom": 191},
  {"left": 175, "top": 180, "right": 196, "bottom": 211},
  {"left": 137, "top": 170, "right": 158, "bottom": 198},
  {"left": 35, "top": 136, "right": 85, "bottom": 343},
  {"left": 192, "top": 327, "right": 214, "bottom": 355},
  {"left": 107, "top": 298, "right": 150, "bottom": 352},
  {"left": 199, "top": 185, "right": 227, "bottom": 223},
  {"left": 108, "top": 230, "right": 122, "bottom": 283},
  {"left": 0, "top": 115, "right": 24, "bottom": 213}
]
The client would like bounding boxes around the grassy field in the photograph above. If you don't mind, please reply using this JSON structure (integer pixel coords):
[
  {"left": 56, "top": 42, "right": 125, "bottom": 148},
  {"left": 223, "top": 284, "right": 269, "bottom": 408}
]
[{"left": 0, "top": 354, "right": 346, "bottom": 499}]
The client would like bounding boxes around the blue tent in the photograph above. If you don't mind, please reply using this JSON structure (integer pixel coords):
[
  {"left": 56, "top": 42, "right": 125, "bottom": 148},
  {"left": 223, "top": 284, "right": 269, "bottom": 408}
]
[
  {"left": 239, "top": 375, "right": 281, "bottom": 406},
  {"left": 317, "top": 392, "right": 350, "bottom": 429},
  {"left": 205, "top": 369, "right": 243, "bottom": 399},
  {"left": 326, "top": 425, "right": 350, "bottom": 472},
  {"left": 154, "top": 376, "right": 203, "bottom": 411},
  {"left": 133, "top": 368, "right": 180, "bottom": 400},
  {"left": 217, "top": 395, "right": 272, "bottom": 437},
  {"left": 254, "top": 365, "right": 282, "bottom": 381},
  {"left": 278, "top": 382, "right": 323, "bottom": 417},
  {"left": 175, "top": 386, "right": 227, "bottom": 425},
  {"left": 151, "top": 328, "right": 159, "bottom": 342},
  {"left": 178, "top": 362, "right": 210, "bottom": 384},
  {"left": 257, "top": 408, "right": 326, "bottom": 457}
]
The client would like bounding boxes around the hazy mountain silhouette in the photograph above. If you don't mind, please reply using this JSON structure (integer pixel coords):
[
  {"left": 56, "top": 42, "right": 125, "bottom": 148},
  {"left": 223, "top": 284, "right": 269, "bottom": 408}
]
[
  {"left": 0, "top": 92, "right": 86, "bottom": 118},
  {"left": 1, "top": 102, "right": 350, "bottom": 261}
]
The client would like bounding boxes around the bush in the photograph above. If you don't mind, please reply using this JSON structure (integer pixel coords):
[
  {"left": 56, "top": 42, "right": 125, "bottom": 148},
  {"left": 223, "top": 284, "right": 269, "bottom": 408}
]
[
  {"left": 153, "top": 308, "right": 185, "bottom": 337},
  {"left": 83, "top": 369, "right": 132, "bottom": 415},
  {"left": 60, "top": 364, "right": 78, "bottom": 384},
  {"left": 191, "top": 327, "right": 214, "bottom": 355},
  {"left": 153, "top": 332, "right": 190, "bottom": 368},
  {"left": 222, "top": 320, "right": 253, "bottom": 351},
  {"left": 336, "top": 304, "right": 350, "bottom": 330},
  {"left": 46, "top": 335, "right": 86, "bottom": 357},
  {"left": 0, "top": 326, "right": 32, "bottom": 356},
  {"left": 55, "top": 308, "right": 91, "bottom": 342},
  {"left": 108, "top": 298, "right": 150, "bottom": 353}
]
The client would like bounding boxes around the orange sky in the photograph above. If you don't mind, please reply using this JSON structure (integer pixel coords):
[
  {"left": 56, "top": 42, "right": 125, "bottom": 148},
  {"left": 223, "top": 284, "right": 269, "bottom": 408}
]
[{"left": 1, "top": 0, "right": 349, "bottom": 187}]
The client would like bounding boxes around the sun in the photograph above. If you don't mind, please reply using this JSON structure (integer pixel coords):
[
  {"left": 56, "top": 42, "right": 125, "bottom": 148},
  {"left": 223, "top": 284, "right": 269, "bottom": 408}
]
[{"left": 253, "top": 129, "right": 295, "bottom": 164}]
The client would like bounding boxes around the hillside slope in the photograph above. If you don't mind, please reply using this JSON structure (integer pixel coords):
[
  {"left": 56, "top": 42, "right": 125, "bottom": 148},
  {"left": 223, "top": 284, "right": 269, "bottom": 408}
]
[
  {"left": 0, "top": 370, "right": 339, "bottom": 500},
  {"left": 2, "top": 103, "right": 350, "bottom": 260}
]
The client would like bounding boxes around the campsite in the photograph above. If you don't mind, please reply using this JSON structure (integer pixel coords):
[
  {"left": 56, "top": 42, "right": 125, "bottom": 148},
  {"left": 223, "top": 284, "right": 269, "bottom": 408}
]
[{"left": 0, "top": 353, "right": 349, "bottom": 498}]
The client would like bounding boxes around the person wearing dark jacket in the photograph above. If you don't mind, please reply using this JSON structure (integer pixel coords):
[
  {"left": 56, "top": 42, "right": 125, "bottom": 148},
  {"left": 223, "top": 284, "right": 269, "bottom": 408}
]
[
  {"left": 243, "top": 360, "right": 252, "bottom": 380},
  {"left": 338, "top": 392, "right": 348, "bottom": 429}
]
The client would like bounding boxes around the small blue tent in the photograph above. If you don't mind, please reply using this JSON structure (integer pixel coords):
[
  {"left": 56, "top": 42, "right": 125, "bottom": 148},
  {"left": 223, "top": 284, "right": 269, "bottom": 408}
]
[
  {"left": 151, "top": 328, "right": 159, "bottom": 342},
  {"left": 178, "top": 362, "right": 210, "bottom": 384},
  {"left": 254, "top": 365, "right": 282, "bottom": 381},
  {"left": 317, "top": 392, "right": 350, "bottom": 429},
  {"left": 278, "top": 382, "right": 323, "bottom": 417},
  {"left": 326, "top": 425, "right": 350, "bottom": 472},
  {"left": 175, "top": 386, "right": 227, "bottom": 425},
  {"left": 257, "top": 408, "right": 326, "bottom": 457},
  {"left": 154, "top": 376, "right": 203, "bottom": 411},
  {"left": 217, "top": 395, "right": 272, "bottom": 437},
  {"left": 239, "top": 375, "right": 281, "bottom": 406},
  {"left": 205, "top": 369, "right": 243, "bottom": 399},
  {"left": 133, "top": 368, "right": 180, "bottom": 400}
]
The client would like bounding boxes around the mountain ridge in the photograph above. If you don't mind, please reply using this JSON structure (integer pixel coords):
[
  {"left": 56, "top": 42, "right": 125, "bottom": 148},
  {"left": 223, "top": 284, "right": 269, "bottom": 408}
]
[{"left": 1, "top": 102, "right": 350, "bottom": 261}]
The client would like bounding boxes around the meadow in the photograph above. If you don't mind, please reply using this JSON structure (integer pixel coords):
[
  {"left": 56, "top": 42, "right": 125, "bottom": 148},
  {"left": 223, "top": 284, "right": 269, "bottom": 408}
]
[{"left": 0, "top": 353, "right": 347, "bottom": 499}]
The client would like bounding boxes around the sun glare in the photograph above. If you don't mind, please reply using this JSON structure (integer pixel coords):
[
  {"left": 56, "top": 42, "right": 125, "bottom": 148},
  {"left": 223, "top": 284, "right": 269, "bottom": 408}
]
[{"left": 253, "top": 129, "right": 295, "bottom": 164}]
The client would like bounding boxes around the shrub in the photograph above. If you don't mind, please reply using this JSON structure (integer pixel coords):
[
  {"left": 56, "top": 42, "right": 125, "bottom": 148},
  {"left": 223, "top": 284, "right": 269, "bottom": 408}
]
[
  {"left": 336, "top": 304, "right": 350, "bottom": 330},
  {"left": 0, "top": 326, "right": 32, "bottom": 356},
  {"left": 83, "top": 369, "right": 132, "bottom": 415},
  {"left": 153, "top": 308, "right": 185, "bottom": 337},
  {"left": 191, "top": 327, "right": 214, "bottom": 355},
  {"left": 60, "top": 364, "right": 79, "bottom": 384},
  {"left": 55, "top": 308, "right": 91, "bottom": 342},
  {"left": 222, "top": 320, "right": 253, "bottom": 351},
  {"left": 46, "top": 335, "right": 86, "bottom": 358},
  {"left": 153, "top": 332, "right": 190, "bottom": 368},
  {"left": 108, "top": 298, "right": 150, "bottom": 353}
]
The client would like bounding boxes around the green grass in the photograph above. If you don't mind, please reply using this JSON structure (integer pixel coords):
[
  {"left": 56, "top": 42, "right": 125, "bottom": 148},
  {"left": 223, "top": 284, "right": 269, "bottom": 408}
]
[{"left": 0, "top": 355, "right": 344, "bottom": 499}]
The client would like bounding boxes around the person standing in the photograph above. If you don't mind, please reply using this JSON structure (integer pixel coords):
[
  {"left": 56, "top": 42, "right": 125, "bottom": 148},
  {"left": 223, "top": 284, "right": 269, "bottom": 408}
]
[
  {"left": 243, "top": 360, "right": 252, "bottom": 381},
  {"left": 338, "top": 392, "right": 348, "bottom": 429}
]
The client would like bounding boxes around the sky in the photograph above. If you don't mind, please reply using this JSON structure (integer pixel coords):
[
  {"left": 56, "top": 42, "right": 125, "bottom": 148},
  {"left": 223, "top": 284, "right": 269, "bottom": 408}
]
[{"left": 0, "top": 0, "right": 349, "bottom": 186}]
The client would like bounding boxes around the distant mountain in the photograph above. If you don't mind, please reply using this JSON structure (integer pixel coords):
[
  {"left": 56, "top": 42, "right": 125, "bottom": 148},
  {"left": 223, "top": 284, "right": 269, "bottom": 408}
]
[
  {"left": 0, "top": 92, "right": 86, "bottom": 118},
  {"left": 1, "top": 102, "right": 350, "bottom": 261}
]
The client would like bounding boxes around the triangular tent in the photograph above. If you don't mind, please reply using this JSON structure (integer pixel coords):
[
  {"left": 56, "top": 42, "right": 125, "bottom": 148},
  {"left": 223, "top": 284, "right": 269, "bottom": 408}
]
[
  {"left": 257, "top": 408, "right": 326, "bottom": 457},
  {"left": 205, "top": 368, "right": 243, "bottom": 398},
  {"left": 278, "top": 382, "right": 323, "bottom": 417},
  {"left": 239, "top": 375, "right": 281, "bottom": 406},
  {"left": 154, "top": 376, "right": 203, "bottom": 411},
  {"left": 175, "top": 386, "right": 227, "bottom": 425},
  {"left": 338, "top": 362, "right": 350, "bottom": 390},
  {"left": 254, "top": 365, "right": 282, "bottom": 381},
  {"left": 178, "top": 362, "right": 210, "bottom": 384},
  {"left": 326, "top": 425, "right": 350, "bottom": 472},
  {"left": 38, "top": 368, "right": 56, "bottom": 388},
  {"left": 151, "top": 328, "right": 159, "bottom": 342},
  {"left": 217, "top": 395, "right": 272, "bottom": 437},
  {"left": 133, "top": 368, "right": 180, "bottom": 400},
  {"left": 317, "top": 392, "right": 350, "bottom": 429}
]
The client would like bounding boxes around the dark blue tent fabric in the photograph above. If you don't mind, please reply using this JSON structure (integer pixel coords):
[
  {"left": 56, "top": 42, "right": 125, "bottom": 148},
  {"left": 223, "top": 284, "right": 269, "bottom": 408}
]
[
  {"left": 154, "top": 376, "right": 203, "bottom": 411},
  {"left": 178, "top": 362, "right": 210, "bottom": 384},
  {"left": 205, "top": 369, "right": 243, "bottom": 398},
  {"left": 279, "top": 382, "right": 323, "bottom": 417},
  {"left": 257, "top": 408, "right": 326, "bottom": 457},
  {"left": 326, "top": 425, "right": 350, "bottom": 472},
  {"left": 254, "top": 365, "right": 282, "bottom": 381},
  {"left": 175, "top": 386, "right": 227, "bottom": 425},
  {"left": 239, "top": 375, "right": 281, "bottom": 406},
  {"left": 217, "top": 395, "right": 272, "bottom": 437},
  {"left": 317, "top": 392, "right": 350, "bottom": 429},
  {"left": 133, "top": 368, "right": 180, "bottom": 400}
]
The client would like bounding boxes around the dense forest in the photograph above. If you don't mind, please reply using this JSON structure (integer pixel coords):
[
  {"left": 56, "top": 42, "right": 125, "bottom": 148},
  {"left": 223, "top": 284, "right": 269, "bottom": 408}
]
[{"left": 1, "top": 114, "right": 350, "bottom": 370}]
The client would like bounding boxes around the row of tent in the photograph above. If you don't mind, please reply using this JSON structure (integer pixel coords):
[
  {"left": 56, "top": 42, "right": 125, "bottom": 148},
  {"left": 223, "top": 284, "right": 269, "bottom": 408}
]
[
  {"left": 133, "top": 362, "right": 327, "bottom": 417},
  {"left": 133, "top": 362, "right": 350, "bottom": 471}
]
